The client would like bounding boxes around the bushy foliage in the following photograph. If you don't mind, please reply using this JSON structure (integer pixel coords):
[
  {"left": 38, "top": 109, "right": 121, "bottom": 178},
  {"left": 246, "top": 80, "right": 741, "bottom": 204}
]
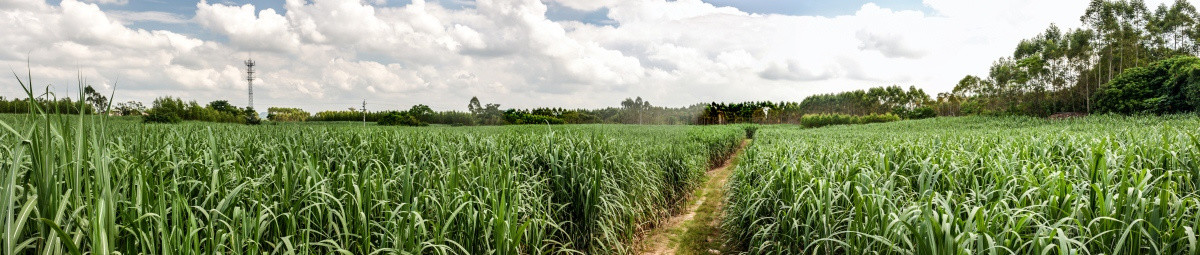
[
  {"left": 933, "top": 0, "right": 1200, "bottom": 117},
  {"left": 504, "top": 110, "right": 565, "bottom": 125},
  {"left": 431, "top": 111, "right": 476, "bottom": 126},
  {"left": 800, "top": 85, "right": 932, "bottom": 117},
  {"left": 267, "top": 107, "right": 310, "bottom": 122},
  {"left": 895, "top": 106, "right": 937, "bottom": 119},
  {"left": 305, "top": 98, "right": 705, "bottom": 126},
  {"left": 143, "top": 97, "right": 185, "bottom": 123},
  {"left": 698, "top": 101, "right": 804, "bottom": 125},
  {"left": 800, "top": 114, "right": 856, "bottom": 128},
  {"left": 742, "top": 124, "right": 760, "bottom": 139},
  {"left": 143, "top": 97, "right": 259, "bottom": 124},
  {"left": 142, "top": 111, "right": 181, "bottom": 123},
  {"left": 377, "top": 112, "right": 427, "bottom": 126},
  {"left": 311, "top": 110, "right": 389, "bottom": 122},
  {"left": 800, "top": 113, "right": 901, "bottom": 128},
  {"left": 114, "top": 101, "right": 145, "bottom": 116},
  {"left": 407, "top": 104, "right": 434, "bottom": 123},
  {"left": 0, "top": 97, "right": 96, "bottom": 115},
  {"left": 857, "top": 113, "right": 902, "bottom": 124},
  {"left": 1094, "top": 56, "right": 1200, "bottom": 114}
]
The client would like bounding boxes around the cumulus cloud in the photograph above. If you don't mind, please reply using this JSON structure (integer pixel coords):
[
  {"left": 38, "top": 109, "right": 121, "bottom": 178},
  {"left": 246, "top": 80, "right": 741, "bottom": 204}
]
[
  {"left": 195, "top": 1, "right": 300, "bottom": 52},
  {"left": 1, "top": 0, "right": 1197, "bottom": 111},
  {"left": 0, "top": 0, "right": 201, "bottom": 86}
]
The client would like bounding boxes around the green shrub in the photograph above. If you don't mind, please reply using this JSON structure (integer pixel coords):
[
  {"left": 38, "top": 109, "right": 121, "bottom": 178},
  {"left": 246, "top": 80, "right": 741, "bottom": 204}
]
[
  {"left": 267, "top": 107, "right": 310, "bottom": 122},
  {"left": 142, "top": 97, "right": 258, "bottom": 125},
  {"left": 742, "top": 124, "right": 760, "bottom": 139},
  {"left": 800, "top": 113, "right": 901, "bottom": 128},
  {"left": 377, "top": 112, "right": 427, "bottom": 126},
  {"left": 142, "top": 111, "right": 181, "bottom": 123},
  {"left": 899, "top": 106, "right": 937, "bottom": 119},
  {"left": 432, "top": 111, "right": 476, "bottom": 126},
  {"left": 1094, "top": 55, "right": 1200, "bottom": 114},
  {"left": 505, "top": 112, "right": 565, "bottom": 125},
  {"left": 857, "top": 113, "right": 901, "bottom": 124},
  {"left": 800, "top": 114, "right": 852, "bottom": 128}
]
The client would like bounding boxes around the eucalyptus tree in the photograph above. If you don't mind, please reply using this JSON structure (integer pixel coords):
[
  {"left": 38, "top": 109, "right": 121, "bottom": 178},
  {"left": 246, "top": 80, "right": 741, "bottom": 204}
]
[
  {"left": 1166, "top": 0, "right": 1198, "bottom": 53},
  {"left": 1066, "top": 29, "right": 1097, "bottom": 112},
  {"left": 1084, "top": 0, "right": 1120, "bottom": 82}
]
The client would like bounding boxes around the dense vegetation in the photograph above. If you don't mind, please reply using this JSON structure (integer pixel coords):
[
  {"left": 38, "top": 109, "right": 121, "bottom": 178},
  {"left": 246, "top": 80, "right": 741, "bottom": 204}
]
[
  {"left": 0, "top": 108, "right": 744, "bottom": 254},
  {"left": 696, "top": 102, "right": 803, "bottom": 125},
  {"left": 308, "top": 97, "right": 705, "bottom": 126},
  {"left": 266, "top": 107, "right": 310, "bottom": 122},
  {"left": 1093, "top": 55, "right": 1200, "bottom": 114},
  {"left": 725, "top": 116, "right": 1200, "bottom": 254},
  {"left": 798, "top": 113, "right": 902, "bottom": 128},
  {"left": 934, "top": 0, "right": 1200, "bottom": 117},
  {"left": 799, "top": 86, "right": 933, "bottom": 117},
  {"left": 0, "top": 96, "right": 96, "bottom": 115},
  {"left": 694, "top": 86, "right": 934, "bottom": 126},
  {"left": 0, "top": 84, "right": 106, "bottom": 115},
  {"left": 143, "top": 97, "right": 260, "bottom": 124}
]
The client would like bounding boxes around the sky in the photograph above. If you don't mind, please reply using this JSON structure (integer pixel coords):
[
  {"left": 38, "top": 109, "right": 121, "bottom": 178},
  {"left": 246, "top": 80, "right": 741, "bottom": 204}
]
[{"left": 1, "top": 0, "right": 1195, "bottom": 112}]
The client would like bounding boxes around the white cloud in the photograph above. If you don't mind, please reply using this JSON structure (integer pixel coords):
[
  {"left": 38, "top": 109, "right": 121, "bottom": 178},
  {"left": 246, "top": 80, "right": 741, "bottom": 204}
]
[
  {"left": 1, "top": 0, "right": 1197, "bottom": 112},
  {"left": 78, "top": 0, "right": 127, "bottom": 5},
  {"left": 195, "top": 1, "right": 300, "bottom": 53},
  {"left": 108, "top": 10, "right": 190, "bottom": 24}
]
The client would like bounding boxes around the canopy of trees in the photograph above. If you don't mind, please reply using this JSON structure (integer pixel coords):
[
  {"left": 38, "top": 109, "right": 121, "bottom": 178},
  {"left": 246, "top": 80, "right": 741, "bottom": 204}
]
[
  {"left": 697, "top": 102, "right": 803, "bottom": 125},
  {"left": 114, "top": 101, "right": 145, "bottom": 116},
  {"left": 800, "top": 85, "right": 934, "bottom": 118},
  {"left": 144, "top": 97, "right": 260, "bottom": 124},
  {"left": 1093, "top": 55, "right": 1200, "bottom": 114},
  {"left": 0, "top": 97, "right": 96, "bottom": 115},
  {"left": 304, "top": 97, "right": 706, "bottom": 126},
  {"left": 937, "top": 0, "right": 1200, "bottom": 117},
  {"left": 0, "top": 85, "right": 108, "bottom": 115},
  {"left": 267, "top": 107, "right": 311, "bottom": 122}
]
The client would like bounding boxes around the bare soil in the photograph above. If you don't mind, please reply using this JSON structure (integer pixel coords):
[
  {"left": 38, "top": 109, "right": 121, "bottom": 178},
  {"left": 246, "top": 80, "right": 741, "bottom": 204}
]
[{"left": 637, "top": 139, "right": 748, "bottom": 255}]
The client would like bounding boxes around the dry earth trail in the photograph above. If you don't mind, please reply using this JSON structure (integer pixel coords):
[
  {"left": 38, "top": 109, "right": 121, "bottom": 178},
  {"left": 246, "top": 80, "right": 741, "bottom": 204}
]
[{"left": 637, "top": 139, "right": 749, "bottom": 255}]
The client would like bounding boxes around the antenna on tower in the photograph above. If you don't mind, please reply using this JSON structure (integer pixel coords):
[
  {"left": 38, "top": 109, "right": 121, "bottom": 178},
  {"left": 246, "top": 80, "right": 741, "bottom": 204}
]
[{"left": 245, "top": 56, "right": 256, "bottom": 110}]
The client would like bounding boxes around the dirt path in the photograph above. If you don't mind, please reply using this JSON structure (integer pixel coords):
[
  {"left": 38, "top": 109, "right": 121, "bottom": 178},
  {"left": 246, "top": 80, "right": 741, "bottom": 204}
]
[{"left": 637, "top": 139, "right": 749, "bottom": 255}]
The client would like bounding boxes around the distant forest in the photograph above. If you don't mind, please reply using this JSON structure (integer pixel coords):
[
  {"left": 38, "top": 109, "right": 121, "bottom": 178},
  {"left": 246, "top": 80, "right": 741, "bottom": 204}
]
[{"left": 2, "top": 0, "right": 1199, "bottom": 126}]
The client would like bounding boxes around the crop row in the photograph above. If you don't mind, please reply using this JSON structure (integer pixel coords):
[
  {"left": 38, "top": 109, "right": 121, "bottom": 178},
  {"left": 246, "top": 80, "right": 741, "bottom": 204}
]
[
  {"left": 0, "top": 114, "right": 744, "bottom": 254},
  {"left": 725, "top": 115, "right": 1200, "bottom": 254}
]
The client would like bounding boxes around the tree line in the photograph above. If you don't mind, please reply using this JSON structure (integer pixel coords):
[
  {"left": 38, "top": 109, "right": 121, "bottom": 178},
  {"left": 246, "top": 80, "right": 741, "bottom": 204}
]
[
  {"left": 309, "top": 97, "right": 706, "bottom": 126},
  {"left": 142, "top": 97, "right": 261, "bottom": 124},
  {"left": 0, "top": 97, "right": 96, "bottom": 115},
  {"left": 0, "top": 85, "right": 111, "bottom": 115},
  {"left": 696, "top": 85, "right": 936, "bottom": 125},
  {"left": 935, "top": 0, "right": 1200, "bottom": 117}
]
